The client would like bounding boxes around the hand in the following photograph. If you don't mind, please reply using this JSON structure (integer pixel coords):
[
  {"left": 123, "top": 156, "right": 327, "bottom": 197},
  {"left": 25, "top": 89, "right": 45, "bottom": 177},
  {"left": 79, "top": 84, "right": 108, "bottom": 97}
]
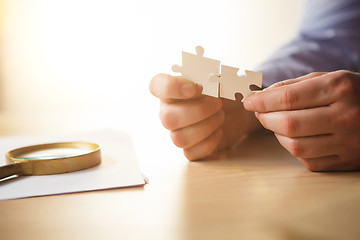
[
  {"left": 150, "top": 74, "right": 262, "bottom": 160},
  {"left": 244, "top": 70, "right": 360, "bottom": 171}
]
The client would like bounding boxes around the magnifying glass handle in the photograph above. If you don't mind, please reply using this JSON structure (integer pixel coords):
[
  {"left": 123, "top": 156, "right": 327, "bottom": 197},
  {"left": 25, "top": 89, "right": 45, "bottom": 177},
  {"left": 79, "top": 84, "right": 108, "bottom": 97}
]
[{"left": 0, "top": 163, "right": 24, "bottom": 180}]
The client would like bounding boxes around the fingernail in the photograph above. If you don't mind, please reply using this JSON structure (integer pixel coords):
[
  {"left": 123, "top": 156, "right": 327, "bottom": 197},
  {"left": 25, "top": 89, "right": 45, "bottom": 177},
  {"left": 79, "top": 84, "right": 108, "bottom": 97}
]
[
  {"left": 181, "top": 83, "right": 195, "bottom": 97},
  {"left": 243, "top": 98, "right": 254, "bottom": 110}
]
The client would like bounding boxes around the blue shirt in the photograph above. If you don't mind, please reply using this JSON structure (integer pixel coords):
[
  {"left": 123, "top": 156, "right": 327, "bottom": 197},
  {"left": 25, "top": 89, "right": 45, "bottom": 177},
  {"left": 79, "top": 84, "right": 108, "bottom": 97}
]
[{"left": 257, "top": 0, "right": 360, "bottom": 87}]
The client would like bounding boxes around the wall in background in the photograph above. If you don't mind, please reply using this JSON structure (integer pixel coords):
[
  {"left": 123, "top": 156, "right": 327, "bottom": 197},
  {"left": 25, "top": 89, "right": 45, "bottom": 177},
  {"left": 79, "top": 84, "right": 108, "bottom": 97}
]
[
  {"left": 0, "top": 0, "right": 5, "bottom": 110},
  {"left": 0, "top": 0, "right": 305, "bottom": 133}
]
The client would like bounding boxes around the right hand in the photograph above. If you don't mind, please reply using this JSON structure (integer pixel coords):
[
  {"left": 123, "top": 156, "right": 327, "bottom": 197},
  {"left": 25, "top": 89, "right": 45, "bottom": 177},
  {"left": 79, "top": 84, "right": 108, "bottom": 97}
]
[{"left": 149, "top": 74, "right": 263, "bottom": 161}]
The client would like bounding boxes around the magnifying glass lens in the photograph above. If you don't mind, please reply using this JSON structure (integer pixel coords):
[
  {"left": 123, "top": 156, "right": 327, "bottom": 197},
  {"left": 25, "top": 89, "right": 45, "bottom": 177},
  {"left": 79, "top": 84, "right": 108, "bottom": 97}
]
[
  {"left": 17, "top": 148, "right": 93, "bottom": 160},
  {"left": 0, "top": 142, "right": 101, "bottom": 178}
]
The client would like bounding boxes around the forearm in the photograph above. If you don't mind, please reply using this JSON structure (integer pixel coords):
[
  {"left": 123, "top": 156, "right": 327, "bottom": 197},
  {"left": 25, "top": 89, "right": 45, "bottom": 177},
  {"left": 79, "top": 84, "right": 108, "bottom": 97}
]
[{"left": 256, "top": 0, "right": 360, "bottom": 87}]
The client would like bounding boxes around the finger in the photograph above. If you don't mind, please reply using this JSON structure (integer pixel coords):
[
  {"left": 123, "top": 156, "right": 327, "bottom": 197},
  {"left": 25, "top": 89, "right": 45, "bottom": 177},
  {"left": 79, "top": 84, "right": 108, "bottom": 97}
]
[
  {"left": 297, "top": 155, "right": 346, "bottom": 172},
  {"left": 266, "top": 72, "right": 328, "bottom": 90},
  {"left": 183, "top": 128, "right": 223, "bottom": 161},
  {"left": 256, "top": 106, "right": 333, "bottom": 137},
  {"left": 275, "top": 133, "right": 337, "bottom": 159},
  {"left": 150, "top": 73, "right": 203, "bottom": 100},
  {"left": 159, "top": 96, "right": 222, "bottom": 130},
  {"left": 244, "top": 73, "right": 336, "bottom": 113},
  {"left": 300, "top": 155, "right": 360, "bottom": 171},
  {"left": 170, "top": 110, "right": 225, "bottom": 149}
]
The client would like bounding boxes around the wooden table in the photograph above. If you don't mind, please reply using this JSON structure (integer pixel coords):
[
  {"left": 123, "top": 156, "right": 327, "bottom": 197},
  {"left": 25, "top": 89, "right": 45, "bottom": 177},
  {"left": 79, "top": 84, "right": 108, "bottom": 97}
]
[{"left": 0, "top": 113, "right": 360, "bottom": 240}]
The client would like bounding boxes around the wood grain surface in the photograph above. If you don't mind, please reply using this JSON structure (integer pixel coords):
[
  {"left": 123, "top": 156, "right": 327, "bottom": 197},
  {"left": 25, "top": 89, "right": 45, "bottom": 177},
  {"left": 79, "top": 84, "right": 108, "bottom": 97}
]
[{"left": 0, "top": 114, "right": 359, "bottom": 240}]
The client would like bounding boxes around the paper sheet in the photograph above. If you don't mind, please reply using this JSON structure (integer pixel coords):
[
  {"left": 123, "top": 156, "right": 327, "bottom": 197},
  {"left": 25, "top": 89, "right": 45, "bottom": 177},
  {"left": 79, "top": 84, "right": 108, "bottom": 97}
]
[{"left": 0, "top": 130, "right": 146, "bottom": 201}]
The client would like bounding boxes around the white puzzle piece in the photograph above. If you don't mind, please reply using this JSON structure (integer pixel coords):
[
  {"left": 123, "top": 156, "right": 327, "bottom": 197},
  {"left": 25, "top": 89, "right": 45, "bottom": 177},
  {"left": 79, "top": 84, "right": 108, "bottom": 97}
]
[
  {"left": 172, "top": 46, "right": 220, "bottom": 98},
  {"left": 172, "top": 46, "right": 262, "bottom": 101},
  {"left": 209, "top": 65, "right": 262, "bottom": 102}
]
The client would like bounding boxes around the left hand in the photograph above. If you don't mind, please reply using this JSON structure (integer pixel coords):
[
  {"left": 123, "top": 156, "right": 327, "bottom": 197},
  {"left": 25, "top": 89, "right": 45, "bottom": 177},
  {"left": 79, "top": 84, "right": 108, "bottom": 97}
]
[{"left": 243, "top": 70, "right": 360, "bottom": 171}]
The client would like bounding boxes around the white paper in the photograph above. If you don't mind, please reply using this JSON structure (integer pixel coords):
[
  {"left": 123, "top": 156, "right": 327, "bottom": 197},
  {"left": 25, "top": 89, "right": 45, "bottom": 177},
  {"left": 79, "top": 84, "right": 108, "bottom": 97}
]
[{"left": 0, "top": 130, "right": 145, "bottom": 201}]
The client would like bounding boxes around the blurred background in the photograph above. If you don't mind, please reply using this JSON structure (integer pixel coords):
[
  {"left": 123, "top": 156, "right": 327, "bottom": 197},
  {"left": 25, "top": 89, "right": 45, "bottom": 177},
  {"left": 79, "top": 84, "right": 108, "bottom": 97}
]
[{"left": 0, "top": 0, "right": 304, "bottom": 152}]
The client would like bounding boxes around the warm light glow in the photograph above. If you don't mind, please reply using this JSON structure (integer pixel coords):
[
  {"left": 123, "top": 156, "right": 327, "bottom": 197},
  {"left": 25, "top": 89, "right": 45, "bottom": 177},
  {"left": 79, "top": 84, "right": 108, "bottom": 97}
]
[{"left": 1, "top": 0, "right": 304, "bottom": 136}]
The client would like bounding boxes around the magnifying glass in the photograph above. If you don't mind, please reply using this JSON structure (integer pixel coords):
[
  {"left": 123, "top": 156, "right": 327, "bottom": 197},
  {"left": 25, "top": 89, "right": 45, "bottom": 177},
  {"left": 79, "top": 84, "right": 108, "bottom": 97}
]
[{"left": 0, "top": 142, "right": 101, "bottom": 180}]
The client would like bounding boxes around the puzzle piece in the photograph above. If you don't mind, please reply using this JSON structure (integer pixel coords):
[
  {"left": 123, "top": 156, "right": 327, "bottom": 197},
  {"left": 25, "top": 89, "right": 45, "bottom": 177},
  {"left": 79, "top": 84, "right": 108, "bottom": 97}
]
[
  {"left": 172, "top": 46, "right": 220, "bottom": 98},
  {"left": 209, "top": 65, "right": 262, "bottom": 102}
]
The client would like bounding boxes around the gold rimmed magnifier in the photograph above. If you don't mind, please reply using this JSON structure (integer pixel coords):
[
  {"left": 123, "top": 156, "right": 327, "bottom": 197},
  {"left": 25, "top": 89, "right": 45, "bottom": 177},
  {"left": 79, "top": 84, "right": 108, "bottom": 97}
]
[{"left": 0, "top": 142, "right": 101, "bottom": 180}]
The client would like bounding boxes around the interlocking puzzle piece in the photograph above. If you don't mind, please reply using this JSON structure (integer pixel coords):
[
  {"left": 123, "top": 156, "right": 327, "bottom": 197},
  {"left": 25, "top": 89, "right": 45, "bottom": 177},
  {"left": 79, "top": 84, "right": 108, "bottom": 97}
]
[
  {"left": 209, "top": 65, "right": 262, "bottom": 102},
  {"left": 172, "top": 46, "right": 220, "bottom": 98}
]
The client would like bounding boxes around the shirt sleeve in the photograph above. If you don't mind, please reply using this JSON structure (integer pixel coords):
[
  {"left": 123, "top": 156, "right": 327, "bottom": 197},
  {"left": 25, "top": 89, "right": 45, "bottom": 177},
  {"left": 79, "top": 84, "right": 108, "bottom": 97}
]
[{"left": 256, "top": 0, "right": 360, "bottom": 87}]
